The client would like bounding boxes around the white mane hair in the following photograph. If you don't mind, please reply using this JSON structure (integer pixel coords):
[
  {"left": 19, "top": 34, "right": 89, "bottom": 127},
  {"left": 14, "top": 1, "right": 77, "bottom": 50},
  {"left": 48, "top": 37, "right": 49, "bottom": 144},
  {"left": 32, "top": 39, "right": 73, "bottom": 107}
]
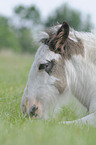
[
  {"left": 40, "top": 25, "right": 96, "bottom": 126},
  {"left": 64, "top": 29, "right": 96, "bottom": 126},
  {"left": 21, "top": 22, "right": 96, "bottom": 126}
]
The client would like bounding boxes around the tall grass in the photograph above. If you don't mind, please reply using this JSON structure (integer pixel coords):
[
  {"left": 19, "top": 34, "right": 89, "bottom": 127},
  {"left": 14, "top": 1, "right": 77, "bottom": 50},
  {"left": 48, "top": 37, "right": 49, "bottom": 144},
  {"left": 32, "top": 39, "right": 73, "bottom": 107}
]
[{"left": 0, "top": 52, "right": 96, "bottom": 145}]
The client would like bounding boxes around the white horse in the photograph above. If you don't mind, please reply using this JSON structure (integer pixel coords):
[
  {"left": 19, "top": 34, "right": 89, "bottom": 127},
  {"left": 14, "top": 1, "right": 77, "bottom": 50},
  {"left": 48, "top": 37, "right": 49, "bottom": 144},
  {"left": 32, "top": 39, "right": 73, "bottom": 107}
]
[{"left": 21, "top": 21, "right": 96, "bottom": 126}]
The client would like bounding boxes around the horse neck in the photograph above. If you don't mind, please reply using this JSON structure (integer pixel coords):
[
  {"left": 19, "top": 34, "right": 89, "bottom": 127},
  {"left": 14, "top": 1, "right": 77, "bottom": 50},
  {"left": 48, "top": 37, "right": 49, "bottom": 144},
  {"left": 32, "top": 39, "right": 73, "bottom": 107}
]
[{"left": 65, "top": 54, "right": 96, "bottom": 110}]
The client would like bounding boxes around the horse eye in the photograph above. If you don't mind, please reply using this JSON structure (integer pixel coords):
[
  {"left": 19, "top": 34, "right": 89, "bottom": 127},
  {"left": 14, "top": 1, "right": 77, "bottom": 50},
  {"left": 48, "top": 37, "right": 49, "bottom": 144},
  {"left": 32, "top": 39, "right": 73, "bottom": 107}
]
[
  {"left": 39, "top": 60, "right": 55, "bottom": 75},
  {"left": 39, "top": 64, "right": 45, "bottom": 70},
  {"left": 39, "top": 63, "right": 49, "bottom": 71}
]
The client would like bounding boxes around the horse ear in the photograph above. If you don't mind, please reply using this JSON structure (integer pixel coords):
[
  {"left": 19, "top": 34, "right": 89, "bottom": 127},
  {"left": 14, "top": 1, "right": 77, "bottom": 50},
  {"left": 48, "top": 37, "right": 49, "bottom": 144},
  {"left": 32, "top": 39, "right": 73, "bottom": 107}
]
[
  {"left": 57, "top": 21, "right": 69, "bottom": 41},
  {"left": 55, "top": 21, "right": 69, "bottom": 54}
]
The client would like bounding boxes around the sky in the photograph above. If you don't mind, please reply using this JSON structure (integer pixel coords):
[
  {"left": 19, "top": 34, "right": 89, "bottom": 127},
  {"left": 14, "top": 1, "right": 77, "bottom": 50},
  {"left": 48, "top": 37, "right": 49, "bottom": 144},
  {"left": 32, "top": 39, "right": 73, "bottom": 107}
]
[{"left": 0, "top": 0, "right": 96, "bottom": 28}]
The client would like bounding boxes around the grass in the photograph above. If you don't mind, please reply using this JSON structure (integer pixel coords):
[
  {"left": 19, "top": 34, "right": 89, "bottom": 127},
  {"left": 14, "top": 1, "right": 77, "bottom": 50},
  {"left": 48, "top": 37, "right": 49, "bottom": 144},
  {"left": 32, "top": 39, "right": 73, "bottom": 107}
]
[{"left": 0, "top": 52, "right": 96, "bottom": 145}]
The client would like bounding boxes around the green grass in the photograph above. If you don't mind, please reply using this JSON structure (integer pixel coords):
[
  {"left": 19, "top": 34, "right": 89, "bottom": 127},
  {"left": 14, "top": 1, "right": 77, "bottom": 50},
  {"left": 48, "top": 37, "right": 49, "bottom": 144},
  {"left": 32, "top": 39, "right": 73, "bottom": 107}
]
[{"left": 0, "top": 52, "right": 96, "bottom": 145}]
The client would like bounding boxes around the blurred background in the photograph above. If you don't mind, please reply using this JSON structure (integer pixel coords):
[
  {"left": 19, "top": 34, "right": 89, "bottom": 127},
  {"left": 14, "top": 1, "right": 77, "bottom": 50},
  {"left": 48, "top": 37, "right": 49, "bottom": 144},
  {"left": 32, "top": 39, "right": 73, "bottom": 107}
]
[{"left": 0, "top": 0, "right": 96, "bottom": 54}]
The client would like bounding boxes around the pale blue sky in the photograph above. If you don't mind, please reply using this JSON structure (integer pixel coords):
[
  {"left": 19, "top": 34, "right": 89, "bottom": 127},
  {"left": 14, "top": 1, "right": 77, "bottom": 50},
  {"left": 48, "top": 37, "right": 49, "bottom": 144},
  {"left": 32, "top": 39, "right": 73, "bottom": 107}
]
[{"left": 0, "top": 0, "right": 96, "bottom": 27}]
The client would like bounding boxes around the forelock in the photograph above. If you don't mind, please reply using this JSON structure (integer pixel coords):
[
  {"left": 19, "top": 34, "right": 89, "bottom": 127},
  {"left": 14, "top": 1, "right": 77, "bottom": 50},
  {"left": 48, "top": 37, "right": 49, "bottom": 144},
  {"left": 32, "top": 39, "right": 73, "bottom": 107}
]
[
  {"left": 39, "top": 25, "right": 61, "bottom": 44},
  {"left": 39, "top": 24, "right": 77, "bottom": 46},
  {"left": 35, "top": 43, "right": 61, "bottom": 63}
]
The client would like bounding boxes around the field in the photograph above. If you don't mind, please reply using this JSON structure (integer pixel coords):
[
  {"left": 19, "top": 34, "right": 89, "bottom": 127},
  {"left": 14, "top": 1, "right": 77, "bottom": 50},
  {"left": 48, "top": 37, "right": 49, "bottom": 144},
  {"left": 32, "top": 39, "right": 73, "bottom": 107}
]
[{"left": 0, "top": 52, "right": 96, "bottom": 145}]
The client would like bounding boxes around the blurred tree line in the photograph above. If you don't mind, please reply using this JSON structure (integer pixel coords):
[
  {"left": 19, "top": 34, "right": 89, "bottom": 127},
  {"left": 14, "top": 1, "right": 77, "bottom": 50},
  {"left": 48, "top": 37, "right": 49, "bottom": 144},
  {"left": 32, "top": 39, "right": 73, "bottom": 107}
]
[{"left": 0, "top": 4, "right": 93, "bottom": 54}]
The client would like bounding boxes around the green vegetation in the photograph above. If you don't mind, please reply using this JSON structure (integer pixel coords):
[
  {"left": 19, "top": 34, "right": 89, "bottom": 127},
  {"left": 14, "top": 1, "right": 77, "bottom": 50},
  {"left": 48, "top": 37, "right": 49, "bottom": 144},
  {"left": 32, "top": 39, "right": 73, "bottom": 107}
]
[
  {"left": 16, "top": 27, "right": 38, "bottom": 53},
  {"left": 0, "top": 4, "right": 94, "bottom": 54},
  {"left": 14, "top": 5, "right": 41, "bottom": 25},
  {"left": 0, "top": 16, "right": 21, "bottom": 52},
  {"left": 0, "top": 15, "right": 38, "bottom": 53},
  {"left": 0, "top": 53, "right": 96, "bottom": 145},
  {"left": 45, "top": 4, "right": 92, "bottom": 32}
]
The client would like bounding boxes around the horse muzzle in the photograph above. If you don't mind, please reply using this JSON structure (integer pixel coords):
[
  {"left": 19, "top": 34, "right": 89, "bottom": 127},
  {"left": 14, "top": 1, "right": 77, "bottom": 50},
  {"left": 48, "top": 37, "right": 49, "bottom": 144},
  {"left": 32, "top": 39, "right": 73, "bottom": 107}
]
[{"left": 21, "top": 99, "right": 42, "bottom": 118}]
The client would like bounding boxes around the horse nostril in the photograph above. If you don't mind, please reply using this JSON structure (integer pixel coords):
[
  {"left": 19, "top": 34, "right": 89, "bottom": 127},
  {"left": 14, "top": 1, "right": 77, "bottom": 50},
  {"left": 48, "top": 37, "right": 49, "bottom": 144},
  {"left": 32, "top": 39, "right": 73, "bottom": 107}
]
[{"left": 29, "top": 104, "right": 38, "bottom": 117}]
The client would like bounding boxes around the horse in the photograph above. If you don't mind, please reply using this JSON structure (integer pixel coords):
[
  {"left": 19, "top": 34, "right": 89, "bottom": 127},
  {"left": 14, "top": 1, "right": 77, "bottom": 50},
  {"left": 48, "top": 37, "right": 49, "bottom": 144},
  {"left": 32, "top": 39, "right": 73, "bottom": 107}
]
[{"left": 21, "top": 21, "right": 96, "bottom": 126}]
